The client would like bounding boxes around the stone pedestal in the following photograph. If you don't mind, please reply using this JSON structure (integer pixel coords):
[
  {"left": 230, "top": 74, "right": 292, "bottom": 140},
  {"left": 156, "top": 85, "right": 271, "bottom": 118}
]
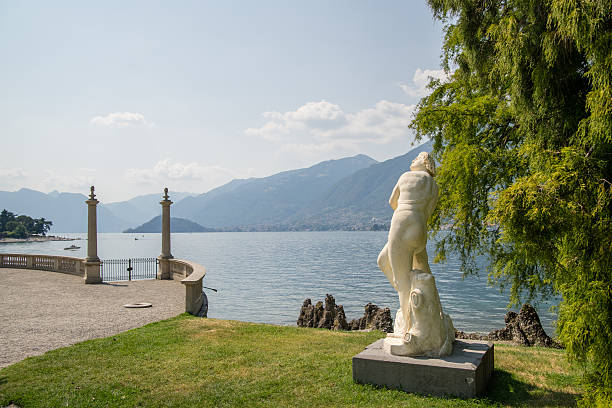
[
  {"left": 84, "top": 261, "right": 102, "bottom": 284},
  {"left": 157, "top": 257, "right": 171, "bottom": 280},
  {"left": 353, "top": 339, "right": 494, "bottom": 398}
]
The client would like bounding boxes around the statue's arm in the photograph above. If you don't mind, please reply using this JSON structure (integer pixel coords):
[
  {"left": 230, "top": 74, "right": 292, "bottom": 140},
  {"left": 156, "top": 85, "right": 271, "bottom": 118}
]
[{"left": 389, "top": 183, "right": 400, "bottom": 210}]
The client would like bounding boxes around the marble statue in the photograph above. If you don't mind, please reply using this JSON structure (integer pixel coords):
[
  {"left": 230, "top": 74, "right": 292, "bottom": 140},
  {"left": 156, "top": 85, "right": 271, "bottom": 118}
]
[{"left": 377, "top": 152, "right": 455, "bottom": 357}]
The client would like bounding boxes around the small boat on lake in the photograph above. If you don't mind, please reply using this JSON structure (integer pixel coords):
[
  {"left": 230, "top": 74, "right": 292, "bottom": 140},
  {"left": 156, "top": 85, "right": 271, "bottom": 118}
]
[{"left": 64, "top": 244, "right": 80, "bottom": 250}]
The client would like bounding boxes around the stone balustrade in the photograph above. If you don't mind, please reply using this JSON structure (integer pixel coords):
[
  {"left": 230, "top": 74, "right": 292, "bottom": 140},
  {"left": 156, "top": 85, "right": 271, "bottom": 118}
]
[
  {"left": 1, "top": 252, "right": 207, "bottom": 317},
  {"left": 167, "top": 258, "right": 207, "bottom": 316},
  {"left": 0, "top": 253, "right": 85, "bottom": 277}
]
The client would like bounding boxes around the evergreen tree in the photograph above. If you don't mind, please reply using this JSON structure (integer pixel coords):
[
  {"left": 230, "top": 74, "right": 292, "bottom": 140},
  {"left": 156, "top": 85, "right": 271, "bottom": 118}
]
[{"left": 411, "top": 1, "right": 611, "bottom": 405}]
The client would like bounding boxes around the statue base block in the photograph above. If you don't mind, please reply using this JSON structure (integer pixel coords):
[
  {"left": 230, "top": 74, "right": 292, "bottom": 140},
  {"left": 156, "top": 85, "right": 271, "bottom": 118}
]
[{"left": 352, "top": 339, "right": 494, "bottom": 398}]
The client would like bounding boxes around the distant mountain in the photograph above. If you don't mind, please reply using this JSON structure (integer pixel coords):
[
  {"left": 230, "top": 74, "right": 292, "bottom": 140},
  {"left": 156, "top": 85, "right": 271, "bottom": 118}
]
[
  {"left": 0, "top": 188, "right": 126, "bottom": 232},
  {"left": 172, "top": 143, "right": 433, "bottom": 230},
  {"left": 123, "top": 216, "right": 216, "bottom": 233},
  {"left": 290, "top": 140, "right": 434, "bottom": 228},
  {"left": 0, "top": 189, "right": 196, "bottom": 232},
  {"left": 1, "top": 144, "right": 434, "bottom": 232},
  {"left": 105, "top": 191, "right": 196, "bottom": 228},
  {"left": 173, "top": 154, "right": 378, "bottom": 228}
]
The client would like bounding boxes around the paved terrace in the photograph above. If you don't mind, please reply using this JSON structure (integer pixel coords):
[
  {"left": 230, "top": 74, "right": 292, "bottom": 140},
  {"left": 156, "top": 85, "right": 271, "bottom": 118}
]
[{"left": 0, "top": 268, "right": 184, "bottom": 369}]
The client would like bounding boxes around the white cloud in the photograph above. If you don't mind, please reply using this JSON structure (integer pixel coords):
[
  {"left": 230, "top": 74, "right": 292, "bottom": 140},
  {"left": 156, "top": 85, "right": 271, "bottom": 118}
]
[
  {"left": 42, "top": 169, "right": 96, "bottom": 191},
  {"left": 0, "top": 168, "right": 97, "bottom": 195},
  {"left": 0, "top": 168, "right": 28, "bottom": 180},
  {"left": 90, "top": 112, "right": 152, "bottom": 127},
  {"left": 279, "top": 141, "right": 346, "bottom": 155},
  {"left": 245, "top": 99, "right": 418, "bottom": 169},
  {"left": 125, "top": 159, "right": 236, "bottom": 191},
  {"left": 248, "top": 101, "right": 346, "bottom": 142},
  {"left": 338, "top": 101, "right": 415, "bottom": 143},
  {"left": 400, "top": 68, "right": 449, "bottom": 99},
  {"left": 285, "top": 101, "right": 346, "bottom": 129},
  {"left": 246, "top": 100, "right": 415, "bottom": 146}
]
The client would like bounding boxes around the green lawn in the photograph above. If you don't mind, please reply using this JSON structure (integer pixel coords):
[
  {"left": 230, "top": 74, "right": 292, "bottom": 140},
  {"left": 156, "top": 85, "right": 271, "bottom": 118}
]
[{"left": 0, "top": 314, "right": 581, "bottom": 407}]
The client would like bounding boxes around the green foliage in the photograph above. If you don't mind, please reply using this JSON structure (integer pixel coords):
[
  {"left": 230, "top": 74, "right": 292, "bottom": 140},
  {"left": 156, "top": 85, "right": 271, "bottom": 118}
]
[
  {"left": 411, "top": 0, "right": 611, "bottom": 404},
  {"left": 0, "top": 209, "right": 52, "bottom": 238}
]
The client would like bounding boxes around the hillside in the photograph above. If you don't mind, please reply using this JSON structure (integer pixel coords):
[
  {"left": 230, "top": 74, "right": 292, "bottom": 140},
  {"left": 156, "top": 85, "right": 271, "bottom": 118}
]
[
  {"left": 106, "top": 191, "right": 196, "bottom": 228},
  {"left": 123, "top": 216, "right": 215, "bottom": 233},
  {"left": 2, "top": 143, "right": 434, "bottom": 232},
  {"left": 172, "top": 142, "right": 433, "bottom": 230},
  {"left": 0, "top": 189, "right": 197, "bottom": 233},
  {"left": 172, "top": 154, "right": 378, "bottom": 228},
  {"left": 289, "top": 140, "right": 434, "bottom": 228}
]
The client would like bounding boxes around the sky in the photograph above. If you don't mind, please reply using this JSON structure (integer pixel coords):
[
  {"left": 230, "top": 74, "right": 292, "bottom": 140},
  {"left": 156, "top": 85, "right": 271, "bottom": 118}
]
[{"left": 0, "top": 1, "right": 446, "bottom": 203}]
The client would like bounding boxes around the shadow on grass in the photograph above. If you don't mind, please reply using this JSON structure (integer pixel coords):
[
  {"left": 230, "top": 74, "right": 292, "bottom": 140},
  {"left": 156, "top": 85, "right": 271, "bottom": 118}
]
[
  {"left": 0, "top": 376, "right": 6, "bottom": 386},
  {"left": 486, "top": 369, "right": 577, "bottom": 407}
]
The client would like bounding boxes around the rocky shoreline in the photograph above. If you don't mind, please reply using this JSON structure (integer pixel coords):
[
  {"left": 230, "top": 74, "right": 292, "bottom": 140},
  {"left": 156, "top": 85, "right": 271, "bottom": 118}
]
[
  {"left": 0, "top": 235, "right": 79, "bottom": 244},
  {"left": 297, "top": 295, "right": 561, "bottom": 348},
  {"left": 297, "top": 294, "right": 393, "bottom": 333},
  {"left": 455, "top": 304, "right": 561, "bottom": 348}
]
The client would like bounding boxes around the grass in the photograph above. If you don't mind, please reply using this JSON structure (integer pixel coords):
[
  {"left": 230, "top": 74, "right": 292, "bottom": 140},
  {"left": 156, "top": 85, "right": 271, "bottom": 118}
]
[{"left": 0, "top": 314, "right": 581, "bottom": 407}]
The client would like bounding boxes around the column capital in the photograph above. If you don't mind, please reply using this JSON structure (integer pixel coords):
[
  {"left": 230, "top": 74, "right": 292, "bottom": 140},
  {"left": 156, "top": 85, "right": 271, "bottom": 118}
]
[
  {"left": 160, "top": 187, "right": 173, "bottom": 205},
  {"left": 86, "top": 186, "right": 99, "bottom": 265}
]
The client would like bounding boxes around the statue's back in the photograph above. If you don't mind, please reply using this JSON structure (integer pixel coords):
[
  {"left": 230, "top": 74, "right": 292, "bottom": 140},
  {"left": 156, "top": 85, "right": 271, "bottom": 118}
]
[{"left": 396, "top": 170, "right": 432, "bottom": 205}]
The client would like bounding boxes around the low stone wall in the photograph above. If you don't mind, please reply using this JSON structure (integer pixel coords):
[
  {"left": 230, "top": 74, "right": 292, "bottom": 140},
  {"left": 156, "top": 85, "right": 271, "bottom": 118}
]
[
  {"left": 0, "top": 253, "right": 85, "bottom": 277},
  {"left": 1, "top": 253, "right": 207, "bottom": 315},
  {"left": 167, "top": 258, "right": 207, "bottom": 316},
  {"left": 168, "top": 258, "right": 192, "bottom": 280}
]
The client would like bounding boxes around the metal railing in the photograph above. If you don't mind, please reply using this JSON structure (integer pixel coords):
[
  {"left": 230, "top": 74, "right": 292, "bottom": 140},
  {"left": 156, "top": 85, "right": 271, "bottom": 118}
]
[{"left": 100, "top": 257, "right": 158, "bottom": 282}]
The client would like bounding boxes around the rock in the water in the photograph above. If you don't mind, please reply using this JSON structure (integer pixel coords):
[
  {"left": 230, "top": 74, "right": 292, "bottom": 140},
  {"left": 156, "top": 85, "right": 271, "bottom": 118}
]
[
  {"left": 456, "top": 305, "right": 560, "bottom": 348},
  {"left": 348, "top": 303, "right": 394, "bottom": 333},
  {"left": 297, "top": 299, "right": 315, "bottom": 327},
  {"left": 486, "top": 304, "right": 560, "bottom": 347},
  {"left": 297, "top": 296, "right": 391, "bottom": 332},
  {"left": 517, "top": 304, "right": 558, "bottom": 347},
  {"left": 505, "top": 311, "right": 518, "bottom": 325},
  {"left": 333, "top": 304, "right": 349, "bottom": 331},
  {"left": 314, "top": 301, "right": 324, "bottom": 326},
  {"left": 511, "top": 319, "right": 530, "bottom": 346},
  {"left": 454, "top": 329, "right": 488, "bottom": 340},
  {"left": 297, "top": 294, "right": 348, "bottom": 330}
]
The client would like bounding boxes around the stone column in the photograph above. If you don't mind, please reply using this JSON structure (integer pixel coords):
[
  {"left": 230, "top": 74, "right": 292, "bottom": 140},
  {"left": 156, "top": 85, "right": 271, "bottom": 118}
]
[
  {"left": 84, "top": 186, "right": 102, "bottom": 284},
  {"left": 157, "top": 188, "right": 173, "bottom": 279}
]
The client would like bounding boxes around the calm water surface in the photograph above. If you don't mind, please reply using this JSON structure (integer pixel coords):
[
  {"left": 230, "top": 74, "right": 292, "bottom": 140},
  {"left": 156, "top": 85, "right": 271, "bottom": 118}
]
[{"left": 1, "top": 231, "right": 557, "bottom": 333}]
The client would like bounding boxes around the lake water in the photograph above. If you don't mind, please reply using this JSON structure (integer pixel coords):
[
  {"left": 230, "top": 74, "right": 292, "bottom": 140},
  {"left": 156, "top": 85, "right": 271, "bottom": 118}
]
[{"left": 0, "top": 231, "right": 557, "bottom": 334}]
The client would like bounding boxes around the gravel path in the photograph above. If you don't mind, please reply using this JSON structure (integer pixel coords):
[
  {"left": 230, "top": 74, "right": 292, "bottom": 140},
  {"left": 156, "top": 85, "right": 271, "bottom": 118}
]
[{"left": 0, "top": 268, "right": 185, "bottom": 369}]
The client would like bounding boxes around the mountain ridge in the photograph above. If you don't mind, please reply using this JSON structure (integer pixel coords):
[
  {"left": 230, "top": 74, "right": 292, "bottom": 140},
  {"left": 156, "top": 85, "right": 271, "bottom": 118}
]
[
  {"left": 0, "top": 188, "right": 127, "bottom": 232},
  {"left": 1, "top": 144, "right": 434, "bottom": 232},
  {"left": 172, "top": 153, "right": 378, "bottom": 228}
]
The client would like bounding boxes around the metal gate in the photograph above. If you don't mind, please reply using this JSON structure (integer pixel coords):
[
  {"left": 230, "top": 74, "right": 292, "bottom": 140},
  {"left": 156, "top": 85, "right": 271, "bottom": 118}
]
[{"left": 100, "top": 258, "right": 158, "bottom": 282}]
